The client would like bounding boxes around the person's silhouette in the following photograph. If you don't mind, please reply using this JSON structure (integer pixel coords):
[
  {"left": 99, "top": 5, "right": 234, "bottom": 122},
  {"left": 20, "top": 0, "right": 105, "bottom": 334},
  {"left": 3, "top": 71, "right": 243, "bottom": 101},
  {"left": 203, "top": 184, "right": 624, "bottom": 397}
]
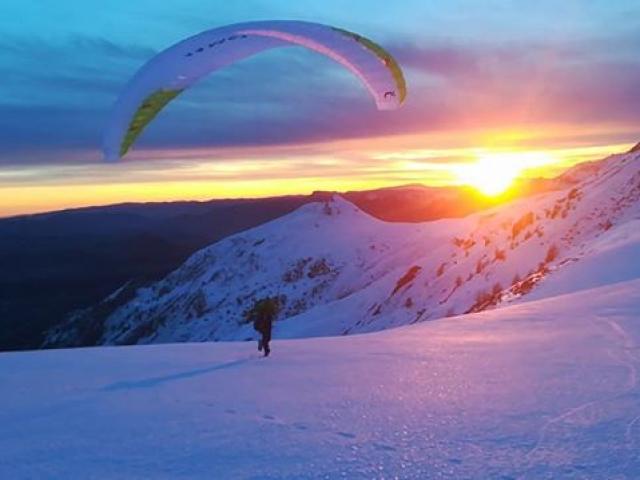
[{"left": 252, "top": 299, "right": 277, "bottom": 357}]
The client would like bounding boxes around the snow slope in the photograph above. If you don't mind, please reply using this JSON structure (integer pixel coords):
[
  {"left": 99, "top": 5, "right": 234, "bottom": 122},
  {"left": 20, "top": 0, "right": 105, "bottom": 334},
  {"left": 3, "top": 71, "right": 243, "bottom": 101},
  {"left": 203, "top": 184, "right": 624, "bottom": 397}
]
[
  {"left": 45, "top": 149, "right": 640, "bottom": 348},
  {"left": 4, "top": 280, "right": 640, "bottom": 479}
]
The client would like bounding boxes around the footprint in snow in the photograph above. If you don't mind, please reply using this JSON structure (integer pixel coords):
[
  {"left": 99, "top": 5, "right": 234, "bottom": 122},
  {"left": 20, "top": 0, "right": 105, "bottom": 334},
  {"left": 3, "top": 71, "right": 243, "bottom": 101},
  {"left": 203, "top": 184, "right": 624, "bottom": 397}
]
[
  {"left": 373, "top": 443, "right": 396, "bottom": 452},
  {"left": 262, "top": 414, "right": 276, "bottom": 421},
  {"left": 336, "top": 431, "right": 356, "bottom": 439}
]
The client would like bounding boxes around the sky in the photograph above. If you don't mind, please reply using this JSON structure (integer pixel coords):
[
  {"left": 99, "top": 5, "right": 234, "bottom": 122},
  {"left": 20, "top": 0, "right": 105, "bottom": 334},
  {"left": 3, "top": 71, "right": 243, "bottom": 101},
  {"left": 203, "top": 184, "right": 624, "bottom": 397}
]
[{"left": 1, "top": 0, "right": 639, "bottom": 216}]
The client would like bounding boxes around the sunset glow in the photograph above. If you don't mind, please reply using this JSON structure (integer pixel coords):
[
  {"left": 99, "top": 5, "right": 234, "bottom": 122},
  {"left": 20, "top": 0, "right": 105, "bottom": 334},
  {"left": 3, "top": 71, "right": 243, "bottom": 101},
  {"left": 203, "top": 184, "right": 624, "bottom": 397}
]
[
  {"left": 0, "top": 137, "right": 634, "bottom": 217},
  {"left": 1, "top": 0, "right": 639, "bottom": 217},
  {"left": 454, "top": 151, "right": 555, "bottom": 196}
]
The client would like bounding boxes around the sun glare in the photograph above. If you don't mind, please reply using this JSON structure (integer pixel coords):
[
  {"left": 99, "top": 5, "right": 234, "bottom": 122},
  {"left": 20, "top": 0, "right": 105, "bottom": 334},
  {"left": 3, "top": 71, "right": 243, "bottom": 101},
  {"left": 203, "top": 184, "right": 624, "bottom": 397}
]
[{"left": 455, "top": 151, "right": 554, "bottom": 196}]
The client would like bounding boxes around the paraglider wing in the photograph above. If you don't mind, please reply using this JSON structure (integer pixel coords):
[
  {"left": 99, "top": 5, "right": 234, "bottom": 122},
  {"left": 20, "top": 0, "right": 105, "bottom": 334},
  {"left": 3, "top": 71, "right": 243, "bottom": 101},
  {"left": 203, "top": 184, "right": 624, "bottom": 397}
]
[{"left": 103, "top": 21, "right": 406, "bottom": 160}]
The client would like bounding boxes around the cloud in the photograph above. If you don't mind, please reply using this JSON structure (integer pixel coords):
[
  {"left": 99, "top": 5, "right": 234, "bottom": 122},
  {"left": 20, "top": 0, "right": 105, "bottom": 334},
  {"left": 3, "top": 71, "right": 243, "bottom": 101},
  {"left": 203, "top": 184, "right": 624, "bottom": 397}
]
[
  {"left": 0, "top": 29, "right": 639, "bottom": 168},
  {"left": 0, "top": 34, "right": 156, "bottom": 62}
]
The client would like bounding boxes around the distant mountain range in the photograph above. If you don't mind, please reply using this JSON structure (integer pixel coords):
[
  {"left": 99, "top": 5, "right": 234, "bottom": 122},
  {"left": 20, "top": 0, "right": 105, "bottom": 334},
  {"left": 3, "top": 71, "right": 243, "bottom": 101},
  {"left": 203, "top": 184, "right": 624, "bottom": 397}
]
[
  {"left": 2, "top": 177, "right": 570, "bottom": 351},
  {"left": 42, "top": 149, "right": 640, "bottom": 349}
]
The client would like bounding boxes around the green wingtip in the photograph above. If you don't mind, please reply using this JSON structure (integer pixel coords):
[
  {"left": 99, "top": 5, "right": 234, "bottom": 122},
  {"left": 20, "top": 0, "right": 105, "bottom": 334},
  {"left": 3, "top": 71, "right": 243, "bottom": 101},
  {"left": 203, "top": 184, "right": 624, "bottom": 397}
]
[
  {"left": 332, "top": 27, "right": 406, "bottom": 104},
  {"left": 120, "top": 88, "right": 184, "bottom": 157}
]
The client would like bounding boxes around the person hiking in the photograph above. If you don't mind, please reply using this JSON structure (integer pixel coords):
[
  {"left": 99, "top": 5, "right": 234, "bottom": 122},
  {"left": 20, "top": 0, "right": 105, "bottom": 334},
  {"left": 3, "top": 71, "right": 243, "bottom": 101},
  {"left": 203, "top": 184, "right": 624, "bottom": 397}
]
[{"left": 252, "top": 298, "right": 277, "bottom": 357}]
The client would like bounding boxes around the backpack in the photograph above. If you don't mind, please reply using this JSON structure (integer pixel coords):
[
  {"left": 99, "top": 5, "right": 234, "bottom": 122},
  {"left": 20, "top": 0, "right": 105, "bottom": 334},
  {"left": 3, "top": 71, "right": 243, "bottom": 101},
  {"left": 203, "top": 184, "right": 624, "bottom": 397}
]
[
  {"left": 251, "top": 298, "right": 277, "bottom": 332},
  {"left": 253, "top": 315, "right": 266, "bottom": 333}
]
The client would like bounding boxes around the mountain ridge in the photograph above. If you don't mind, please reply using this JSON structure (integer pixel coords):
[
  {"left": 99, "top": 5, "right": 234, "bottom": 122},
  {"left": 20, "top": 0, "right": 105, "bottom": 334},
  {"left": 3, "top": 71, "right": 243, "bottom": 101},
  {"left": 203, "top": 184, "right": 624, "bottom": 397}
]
[
  {"left": 44, "top": 150, "right": 640, "bottom": 348},
  {"left": 4, "top": 183, "right": 522, "bottom": 351}
]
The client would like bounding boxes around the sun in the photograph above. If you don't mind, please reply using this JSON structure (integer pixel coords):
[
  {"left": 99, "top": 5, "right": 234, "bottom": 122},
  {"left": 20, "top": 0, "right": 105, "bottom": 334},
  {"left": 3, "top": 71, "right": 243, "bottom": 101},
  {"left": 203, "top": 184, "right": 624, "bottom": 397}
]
[
  {"left": 456, "top": 155, "right": 521, "bottom": 196},
  {"left": 454, "top": 152, "right": 551, "bottom": 197}
]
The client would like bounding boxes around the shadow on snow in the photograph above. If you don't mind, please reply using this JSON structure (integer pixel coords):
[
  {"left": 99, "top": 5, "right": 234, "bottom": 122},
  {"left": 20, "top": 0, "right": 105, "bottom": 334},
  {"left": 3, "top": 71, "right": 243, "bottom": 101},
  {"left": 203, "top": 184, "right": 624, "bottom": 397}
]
[{"left": 102, "top": 358, "right": 250, "bottom": 391}]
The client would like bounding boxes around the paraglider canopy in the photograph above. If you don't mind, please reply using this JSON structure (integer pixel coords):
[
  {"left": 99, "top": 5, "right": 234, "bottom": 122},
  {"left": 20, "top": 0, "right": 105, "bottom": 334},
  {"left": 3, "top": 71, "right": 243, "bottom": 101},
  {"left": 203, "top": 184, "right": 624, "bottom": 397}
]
[{"left": 103, "top": 21, "right": 406, "bottom": 160}]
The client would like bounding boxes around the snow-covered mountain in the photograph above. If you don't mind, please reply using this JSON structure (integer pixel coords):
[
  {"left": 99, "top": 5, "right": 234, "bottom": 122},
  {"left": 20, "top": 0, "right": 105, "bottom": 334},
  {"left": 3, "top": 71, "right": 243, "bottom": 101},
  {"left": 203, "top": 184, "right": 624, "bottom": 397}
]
[
  {"left": 7, "top": 147, "right": 640, "bottom": 479},
  {"left": 44, "top": 149, "right": 640, "bottom": 348}
]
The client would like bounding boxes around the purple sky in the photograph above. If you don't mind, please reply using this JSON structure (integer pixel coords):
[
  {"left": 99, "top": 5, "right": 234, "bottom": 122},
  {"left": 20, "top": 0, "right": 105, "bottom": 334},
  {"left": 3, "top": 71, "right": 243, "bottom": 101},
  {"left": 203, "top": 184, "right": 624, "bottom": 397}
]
[{"left": 1, "top": 0, "right": 639, "bottom": 215}]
